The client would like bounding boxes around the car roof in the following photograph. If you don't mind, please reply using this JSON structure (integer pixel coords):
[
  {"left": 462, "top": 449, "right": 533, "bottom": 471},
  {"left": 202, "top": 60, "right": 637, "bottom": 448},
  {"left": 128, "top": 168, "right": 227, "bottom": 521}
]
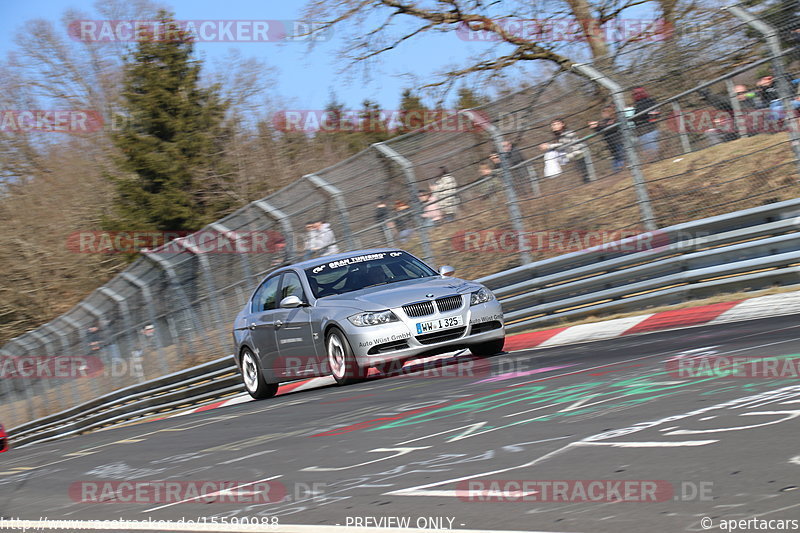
[{"left": 291, "top": 248, "right": 407, "bottom": 270}]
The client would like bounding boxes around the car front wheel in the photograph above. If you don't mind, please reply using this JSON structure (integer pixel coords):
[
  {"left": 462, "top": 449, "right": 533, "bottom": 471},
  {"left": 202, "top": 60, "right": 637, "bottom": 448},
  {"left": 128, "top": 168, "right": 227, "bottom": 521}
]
[
  {"left": 327, "top": 328, "right": 367, "bottom": 385},
  {"left": 241, "top": 348, "right": 279, "bottom": 399},
  {"left": 469, "top": 338, "right": 505, "bottom": 358}
]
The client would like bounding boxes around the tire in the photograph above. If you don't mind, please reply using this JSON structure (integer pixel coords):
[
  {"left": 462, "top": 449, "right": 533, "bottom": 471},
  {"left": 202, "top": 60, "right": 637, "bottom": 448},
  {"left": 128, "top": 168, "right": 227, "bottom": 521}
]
[
  {"left": 469, "top": 337, "right": 505, "bottom": 358},
  {"left": 240, "top": 347, "right": 279, "bottom": 400},
  {"left": 327, "top": 328, "right": 367, "bottom": 385}
]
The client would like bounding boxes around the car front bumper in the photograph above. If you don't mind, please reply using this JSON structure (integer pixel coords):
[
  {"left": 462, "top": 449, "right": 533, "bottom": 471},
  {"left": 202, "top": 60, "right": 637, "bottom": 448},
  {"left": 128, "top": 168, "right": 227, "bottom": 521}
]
[{"left": 344, "top": 299, "right": 505, "bottom": 367}]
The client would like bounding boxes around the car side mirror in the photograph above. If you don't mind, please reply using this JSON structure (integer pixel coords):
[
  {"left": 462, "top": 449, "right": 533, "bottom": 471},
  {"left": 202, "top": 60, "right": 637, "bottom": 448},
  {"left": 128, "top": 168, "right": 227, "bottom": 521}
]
[
  {"left": 438, "top": 265, "right": 455, "bottom": 277},
  {"left": 279, "top": 295, "right": 305, "bottom": 308}
]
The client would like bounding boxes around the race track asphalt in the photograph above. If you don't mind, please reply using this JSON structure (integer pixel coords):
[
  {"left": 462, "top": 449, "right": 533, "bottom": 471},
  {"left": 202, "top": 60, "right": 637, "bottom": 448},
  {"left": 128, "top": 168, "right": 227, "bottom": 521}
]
[{"left": 2, "top": 315, "right": 800, "bottom": 533}]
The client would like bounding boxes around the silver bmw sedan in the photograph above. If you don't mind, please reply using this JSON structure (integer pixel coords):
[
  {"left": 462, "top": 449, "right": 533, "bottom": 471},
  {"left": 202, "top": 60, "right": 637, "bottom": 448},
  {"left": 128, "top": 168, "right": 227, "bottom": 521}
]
[{"left": 233, "top": 249, "right": 505, "bottom": 399}]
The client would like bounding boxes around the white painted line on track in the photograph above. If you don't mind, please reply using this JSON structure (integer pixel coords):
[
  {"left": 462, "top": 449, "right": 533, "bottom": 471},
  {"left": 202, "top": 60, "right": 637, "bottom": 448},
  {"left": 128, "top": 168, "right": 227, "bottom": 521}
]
[
  {"left": 142, "top": 475, "right": 282, "bottom": 513},
  {"left": 574, "top": 440, "right": 719, "bottom": 447},
  {"left": 218, "top": 449, "right": 275, "bottom": 464}
]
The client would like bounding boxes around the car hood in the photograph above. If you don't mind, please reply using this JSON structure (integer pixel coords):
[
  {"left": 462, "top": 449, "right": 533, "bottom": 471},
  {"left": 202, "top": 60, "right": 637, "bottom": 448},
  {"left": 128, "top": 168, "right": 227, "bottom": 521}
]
[{"left": 314, "top": 276, "right": 482, "bottom": 311}]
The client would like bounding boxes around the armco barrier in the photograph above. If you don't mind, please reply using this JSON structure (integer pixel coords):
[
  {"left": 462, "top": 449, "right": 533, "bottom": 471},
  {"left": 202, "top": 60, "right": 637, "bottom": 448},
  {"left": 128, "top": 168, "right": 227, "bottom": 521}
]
[{"left": 8, "top": 198, "right": 800, "bottom": 448}]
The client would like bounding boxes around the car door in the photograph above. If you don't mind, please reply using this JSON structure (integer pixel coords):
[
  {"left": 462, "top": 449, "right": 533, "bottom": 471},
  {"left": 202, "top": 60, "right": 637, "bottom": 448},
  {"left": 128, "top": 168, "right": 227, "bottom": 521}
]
[
  {"left": 249, "top": 274, "right": 282, "bottom": 377},
  {"left": 274, "top": 271, "right": 321, "bottom": 378}
]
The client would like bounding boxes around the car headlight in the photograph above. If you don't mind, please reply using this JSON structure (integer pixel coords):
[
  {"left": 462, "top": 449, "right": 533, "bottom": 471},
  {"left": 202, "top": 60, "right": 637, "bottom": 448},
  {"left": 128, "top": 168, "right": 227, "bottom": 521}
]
[
  {"left": 470, "top": 287, "right": 494, "bottom": 305},
  {"left": 348, "top": 310, "right": 399, "bottom": 326}
]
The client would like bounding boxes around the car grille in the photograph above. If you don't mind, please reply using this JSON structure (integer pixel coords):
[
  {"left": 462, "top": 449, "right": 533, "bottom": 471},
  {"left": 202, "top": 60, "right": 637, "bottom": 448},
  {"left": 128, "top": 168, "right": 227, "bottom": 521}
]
[
  {"left": 416, "top": 326, "right": 466, "bottom": 345},
  {"left": 435, "top": 295, "right": 463, "bottom": 313},
  {"left": 403, "top": 301, "right": 435, "bottom": 317}
]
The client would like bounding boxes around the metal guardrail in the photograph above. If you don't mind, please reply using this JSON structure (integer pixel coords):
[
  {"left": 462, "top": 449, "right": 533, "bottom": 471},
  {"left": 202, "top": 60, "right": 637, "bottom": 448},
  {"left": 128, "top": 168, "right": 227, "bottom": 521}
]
[
  {"left": 9, "top": 198, "right": 800, "bottom": 448},
  {"left": 10, "top": 355, "right": 239, "bottom": 448}
]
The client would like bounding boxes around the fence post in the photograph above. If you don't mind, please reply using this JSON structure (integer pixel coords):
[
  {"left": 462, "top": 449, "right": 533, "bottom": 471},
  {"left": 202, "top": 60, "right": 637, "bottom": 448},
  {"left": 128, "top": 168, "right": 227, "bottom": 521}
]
[
  {"left": 76, "top": 301, "right": 109, "bottom": 397},
  {"left": 572, "top": 62, "right": 658, "bottom": 231},
  {"left": 0, "top": 348, "right": 21, "bottom": 427},
  {"left": 97, "top": 286, "right": 151, "bottom": 380},
  {"left": 60, "top": 315, "right": 96, "bottom": 397},
  {"left": 141, "top": 252, "right": 201, "bottom": 332},
  {"left": 725, "top": 5, "right": 800, "bottom": 180},
  {"left": 372, "top": 142, "right": 435, "bottom": 264},
  {"left": 209, "top": 222, "right": 254, "bottom": 284},
  {"left": 172, "top": 237, "right": 227, "bottom": 351},
  {"left": 42, "top": 323, "right": 82, "bottom": 405},
  {"left": 252, "top": 200, "right": 296, "bottom": 262},
  {"left": 120, "top": 272, "right": 170, "bottom": 374},
  {"left": 671, "top": 101, "right": 692, "bottom": 154},
  {"left": 304, "top": 173, "right": 357, "bottom": 250},
  {"left": 25, "top": 331, "right": 57, "bottom": 407},
  {"left": 5, "top": 338, "right": 39, "bottom": 421},
  {"left": 460, "top": 109, "right": 534, "bottom": 265}
]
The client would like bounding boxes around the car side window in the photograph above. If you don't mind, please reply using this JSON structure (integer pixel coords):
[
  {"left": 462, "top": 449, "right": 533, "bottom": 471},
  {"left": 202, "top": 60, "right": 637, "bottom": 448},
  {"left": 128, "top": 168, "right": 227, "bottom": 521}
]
[
  {"left": 252, "top": 275, "right": 281, "bottom": 313},
  {"left": 280, "top": 272, "right": 306, "bottom": 302}
]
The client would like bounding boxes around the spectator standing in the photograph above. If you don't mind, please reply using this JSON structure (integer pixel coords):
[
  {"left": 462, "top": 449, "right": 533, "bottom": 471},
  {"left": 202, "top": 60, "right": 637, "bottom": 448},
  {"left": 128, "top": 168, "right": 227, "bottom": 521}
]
[
  {"left": 392, "top": 200, "right": 414, "bottom": 242},
  {"left": 734, "top": 84, "right": 760, "bottom": 111},
  {"left": 539, "top": 118, "right": 589, "bottom": 183},
  {"left": 316, "top": 220, "right": 339, "bottom": 256},
  {"left": 430, "top": 167, "right": 460, "bottom": 222},
  {"left": 500, "top": 140, "right": 527, "bottom": 194},
  {"left": 589, "top": 106, "right": 625, "bottom": 173},
  {"left": 632, "top": 87, "right": 661, "bottom": 161},
  {"left": 418, "top": 190, "right": 442, "bottom": 226},
  {"left": 302, "top": 221, "right": 320, "bottom": 260},
  {"left": 477, "top": 161, "right": 499, "bottom": 198}
]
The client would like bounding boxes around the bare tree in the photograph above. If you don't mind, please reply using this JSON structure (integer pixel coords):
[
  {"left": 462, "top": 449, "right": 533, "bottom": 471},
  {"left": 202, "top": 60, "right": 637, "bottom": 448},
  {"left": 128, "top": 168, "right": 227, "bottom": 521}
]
[{"left": 302, "top": 0, "right": 678, "bottom": 87}]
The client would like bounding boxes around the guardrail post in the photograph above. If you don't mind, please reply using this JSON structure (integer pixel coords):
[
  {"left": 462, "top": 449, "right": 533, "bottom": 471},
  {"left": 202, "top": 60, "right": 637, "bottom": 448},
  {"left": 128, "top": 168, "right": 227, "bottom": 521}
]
[
  {"left": 459, "top": 110, "right": 534, "bottom": 265},
  {"left": 252, "top": 200, "right": 296, "bottom": 262},
  {"left": 725, "top": 5, "right": 800, "bottom": 180},
  {"left": 572, "top": 62, "right": 658, "bottom": 231},
  {"left": 42, "top": 323, "right": 82, "bottom": 404},
  {"left": 671, "top": 101, "right": 692, "bottom": 153},
  {"left": 120, "top": 272, "right": 170, "bottom": 374},
  {"left": 373, "top": 142, "right": 435, "bottom": 264},
  {"left": 725, "top": 79, "right": 749, "bottom": 138},
  {"left": 172, "top": 237, "right": 227, "bottom": 351},
  {"left": 304, "top": 173, "right": 357, "bottom": 250},
  {"left": 209, "top": 222, "right": 255, "bottom": 284}
]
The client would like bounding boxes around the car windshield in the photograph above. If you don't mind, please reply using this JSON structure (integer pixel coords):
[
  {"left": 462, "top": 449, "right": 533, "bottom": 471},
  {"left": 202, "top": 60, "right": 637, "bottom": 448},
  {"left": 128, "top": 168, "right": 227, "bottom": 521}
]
[{"left": 304, "top": 251, "right": 437, "bottom": 298}]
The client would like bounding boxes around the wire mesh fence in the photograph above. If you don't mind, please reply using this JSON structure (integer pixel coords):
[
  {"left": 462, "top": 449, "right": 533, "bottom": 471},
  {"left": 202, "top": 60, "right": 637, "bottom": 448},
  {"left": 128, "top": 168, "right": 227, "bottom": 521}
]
[{"left": 3, "top": 3, "right": 800, "bottom": 429}]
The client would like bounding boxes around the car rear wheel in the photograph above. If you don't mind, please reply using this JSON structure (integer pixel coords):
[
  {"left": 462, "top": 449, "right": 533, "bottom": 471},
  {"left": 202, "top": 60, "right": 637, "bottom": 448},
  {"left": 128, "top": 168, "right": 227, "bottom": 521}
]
[
  {"left": 470, "top": 338, "right": 505, "bottom": 357},
  {"left": 241, "top": 348, "right": 279, "bottom": 399},
  {"left": 327, "top": 328, "right": 367, "bottom": 385}
]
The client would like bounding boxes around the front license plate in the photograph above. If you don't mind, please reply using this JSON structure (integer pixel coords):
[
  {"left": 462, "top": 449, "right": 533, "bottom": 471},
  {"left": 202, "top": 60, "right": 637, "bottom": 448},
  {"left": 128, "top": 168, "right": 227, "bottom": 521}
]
[{"left": 416, "top": 315, "right": 463, "bottom": 334}]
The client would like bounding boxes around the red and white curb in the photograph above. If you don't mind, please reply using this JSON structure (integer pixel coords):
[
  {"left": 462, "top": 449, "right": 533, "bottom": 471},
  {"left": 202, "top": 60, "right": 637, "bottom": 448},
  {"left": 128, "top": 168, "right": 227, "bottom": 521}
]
[{"left": 156, "top": 290, "right": 800, "bottom": 421}]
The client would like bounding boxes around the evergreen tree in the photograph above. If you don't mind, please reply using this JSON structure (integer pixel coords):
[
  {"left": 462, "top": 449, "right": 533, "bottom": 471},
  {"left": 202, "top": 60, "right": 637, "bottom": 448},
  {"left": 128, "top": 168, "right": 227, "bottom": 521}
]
[
  {"left": 396, "top": 88, "right": 429, "bottom": 134},
  {"left": 108, "top": 11, "right": 229, "bottom": 233},
  {"left": 456, "top": 86, "right": 490, "bottom": 110}
]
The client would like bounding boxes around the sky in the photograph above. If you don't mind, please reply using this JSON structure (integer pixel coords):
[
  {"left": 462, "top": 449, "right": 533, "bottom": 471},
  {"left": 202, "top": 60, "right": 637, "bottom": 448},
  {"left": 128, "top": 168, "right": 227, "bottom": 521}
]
[{"left": 0, "top": 0, "right": 498, "bottom": 111}]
